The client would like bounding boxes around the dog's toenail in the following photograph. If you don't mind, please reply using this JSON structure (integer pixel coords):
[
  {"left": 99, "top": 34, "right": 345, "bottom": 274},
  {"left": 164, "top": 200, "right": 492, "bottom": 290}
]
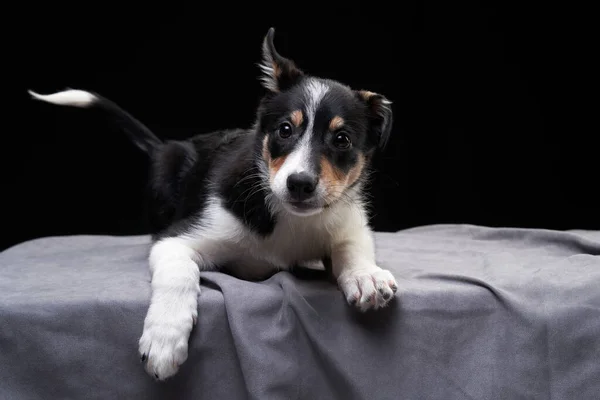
[
  {"left": 155, "top": 373, "right": 159, "bottom": 379},
  {"left": 141, "top": 354, "right": 147, "bottom": 362},
  {"left": 383, "top": 292, "right": 392, "bottom": 300}
]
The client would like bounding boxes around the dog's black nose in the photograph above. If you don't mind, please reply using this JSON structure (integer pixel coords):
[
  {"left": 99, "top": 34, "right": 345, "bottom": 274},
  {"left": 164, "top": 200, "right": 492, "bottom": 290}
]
[{"left": 287, "top": 172, "right": 318, "bottom": 201}]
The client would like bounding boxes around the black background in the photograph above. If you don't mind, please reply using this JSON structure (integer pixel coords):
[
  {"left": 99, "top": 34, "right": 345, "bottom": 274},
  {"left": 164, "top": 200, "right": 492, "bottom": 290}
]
[{"left": 4, "top": 1, "right": 597, "bottom": 251}]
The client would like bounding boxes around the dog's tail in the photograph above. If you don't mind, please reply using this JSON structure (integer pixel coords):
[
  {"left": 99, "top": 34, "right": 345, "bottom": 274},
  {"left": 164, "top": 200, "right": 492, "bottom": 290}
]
[{"left": 28, "top": 89, "right": 162, "bottom": 154}]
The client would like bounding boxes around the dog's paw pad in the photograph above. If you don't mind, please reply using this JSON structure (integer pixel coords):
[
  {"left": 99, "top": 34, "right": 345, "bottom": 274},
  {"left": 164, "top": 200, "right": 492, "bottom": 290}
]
[
  {"left": 338, "top": 267, "right": 398, "bottom": 312},
  {"left": 138, "top": 300, "right": 197, "bottom": 381},
  {"left": 139, "top": 323, "right": 190, "bottom": 380}
]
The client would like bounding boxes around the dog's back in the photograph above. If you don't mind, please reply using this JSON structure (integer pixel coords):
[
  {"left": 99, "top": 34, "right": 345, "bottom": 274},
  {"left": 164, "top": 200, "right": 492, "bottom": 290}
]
[{"left": 147, "top": 128, "right": 256, "bottom": 239}]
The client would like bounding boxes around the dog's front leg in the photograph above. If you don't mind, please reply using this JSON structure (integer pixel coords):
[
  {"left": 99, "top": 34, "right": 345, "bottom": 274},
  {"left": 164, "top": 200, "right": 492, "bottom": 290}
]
[
  {"left": 332, "top": 227, "right": 398, "bottom": 312},
  {"left": 138, "top": 238, "right": 204, "bottom": 380}
]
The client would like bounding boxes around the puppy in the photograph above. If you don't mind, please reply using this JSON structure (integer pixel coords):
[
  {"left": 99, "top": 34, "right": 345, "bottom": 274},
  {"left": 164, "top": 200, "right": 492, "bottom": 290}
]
[{"left": 28, "top": 27, "right": 398, "bottom": 380}]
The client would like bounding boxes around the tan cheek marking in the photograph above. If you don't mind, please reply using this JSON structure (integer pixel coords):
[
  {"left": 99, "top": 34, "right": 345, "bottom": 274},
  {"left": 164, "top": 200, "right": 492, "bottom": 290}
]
[
  {"left": 262, "top": 135, "right": 288, "bottom": 182},
  {"left": 320, "top": 157, "right": 343, "bottom": 184},
  {"left": 320, "top": 154, "right": 366, "bottom": 203},
  {"left": 329, "top": 116, "right": 344, "bottom": 131},
  {"left": 270, "top": 156, "right": 287, "bottom": 176},
  {"left": 262, "top": 135, "right": 270, "bottom": 163},
  {"left": 291, "top": 110, "right": 304, "bottom": 127},
  {"left": 346, "top": 153, "right": 365, "bottom": 187},
  {"left": 320, "top": 157, "right": 346, "bottom": 202}
]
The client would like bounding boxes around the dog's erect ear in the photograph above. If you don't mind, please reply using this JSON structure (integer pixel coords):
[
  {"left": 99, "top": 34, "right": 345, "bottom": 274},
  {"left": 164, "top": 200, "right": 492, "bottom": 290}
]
[
  {"left": 356, "top": 90, "right": 393, "bottom": 149},
  {"left": 259, "top": 27, "right": 304, "bottom": 93}
]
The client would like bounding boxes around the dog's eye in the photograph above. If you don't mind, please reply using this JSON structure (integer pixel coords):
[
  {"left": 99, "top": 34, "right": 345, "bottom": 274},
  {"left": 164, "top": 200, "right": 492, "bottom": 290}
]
[
  {"left": 333, "top": 132, "right": 351, "bottom": 149},
  {"left": 278, "top": 122, "right": 293, "bottom": 138}
]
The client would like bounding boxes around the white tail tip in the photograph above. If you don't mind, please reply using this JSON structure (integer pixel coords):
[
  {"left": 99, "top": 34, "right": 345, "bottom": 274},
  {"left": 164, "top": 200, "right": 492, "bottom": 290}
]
[{"left": 28, "top": 89, "right": 97, "bottom": 108}]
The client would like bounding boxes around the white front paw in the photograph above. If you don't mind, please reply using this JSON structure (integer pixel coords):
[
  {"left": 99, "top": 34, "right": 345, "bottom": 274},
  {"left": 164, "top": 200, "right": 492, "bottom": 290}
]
[
  {"left": 138, "top": 295, "right": 198, "bottom": 380},
  {"left": 338, "top": 266, "right": 398, "bottom": 312}
]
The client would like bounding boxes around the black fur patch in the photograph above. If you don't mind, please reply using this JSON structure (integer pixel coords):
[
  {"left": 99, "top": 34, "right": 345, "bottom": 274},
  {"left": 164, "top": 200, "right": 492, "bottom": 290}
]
[
  {"left": 148, "top": 129, "right": 277, "bottom": 239},
  {"left": 216, "top": 132, "right": 276, "bottom": 236}
]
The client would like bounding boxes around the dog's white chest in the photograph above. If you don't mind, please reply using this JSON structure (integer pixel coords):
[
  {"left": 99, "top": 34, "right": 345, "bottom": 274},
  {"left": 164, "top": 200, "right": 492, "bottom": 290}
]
[
  {"left": 255, "top": 215, "right": 331, "bottom": 264},
  {"left": 182, "top": 199, "right": 360, "bottom": 279}
]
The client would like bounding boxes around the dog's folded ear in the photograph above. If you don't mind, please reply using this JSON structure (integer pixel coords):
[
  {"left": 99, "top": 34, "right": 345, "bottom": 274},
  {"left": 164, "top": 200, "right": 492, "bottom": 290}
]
[
  {"left": 259, "top": 28, "right": 304, "bottom": 93},
  {"left": 356, "top": 90, "right": 394, "bottom": 150}
]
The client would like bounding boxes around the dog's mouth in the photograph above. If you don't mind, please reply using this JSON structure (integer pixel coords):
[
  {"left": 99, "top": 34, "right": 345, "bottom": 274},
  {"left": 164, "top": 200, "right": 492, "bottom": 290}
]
[
  {"left": 289, "top": 201, "right": 317, "bottom": 210},
  {"left": 284, "top": 200, "right": 324, "bottom": 216}
]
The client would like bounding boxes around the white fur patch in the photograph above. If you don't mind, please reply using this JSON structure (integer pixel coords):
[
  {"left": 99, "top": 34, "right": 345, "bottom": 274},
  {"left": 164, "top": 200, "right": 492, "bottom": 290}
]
[
  {"left": 138, "top": 238, "right": 203, "bottom": 380},
  {"left": 271, "top": 136, "right": 314, "bottom": 202},
  {"left": 303, "top": 79, "right": 329, "bottom": 124},
  {"left": 28, "top": 89, "right": 97, "bottom": 108}
]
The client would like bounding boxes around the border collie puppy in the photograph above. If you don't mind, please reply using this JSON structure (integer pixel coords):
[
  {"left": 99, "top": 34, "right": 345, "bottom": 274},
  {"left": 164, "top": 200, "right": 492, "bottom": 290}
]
[{"left": 28, "top": 27, "right": 397, "bottom": 380}]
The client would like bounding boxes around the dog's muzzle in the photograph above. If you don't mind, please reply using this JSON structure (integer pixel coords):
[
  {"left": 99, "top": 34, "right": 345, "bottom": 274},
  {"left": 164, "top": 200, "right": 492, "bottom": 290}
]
[{"left": 282, "top": 172, "right": 323, "bottom": 215}]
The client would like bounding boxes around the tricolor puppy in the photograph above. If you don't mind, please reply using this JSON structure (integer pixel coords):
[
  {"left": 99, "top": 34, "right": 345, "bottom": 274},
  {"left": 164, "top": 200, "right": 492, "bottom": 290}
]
[{"left": 29, "top": 27, "right": 397, "bottom": 380}]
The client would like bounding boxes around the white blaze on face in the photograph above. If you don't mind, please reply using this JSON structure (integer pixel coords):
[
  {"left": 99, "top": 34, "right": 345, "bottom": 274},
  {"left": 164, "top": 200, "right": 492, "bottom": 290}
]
[{"left": 272, "top": 79, "right": 330, "bottom": 199}]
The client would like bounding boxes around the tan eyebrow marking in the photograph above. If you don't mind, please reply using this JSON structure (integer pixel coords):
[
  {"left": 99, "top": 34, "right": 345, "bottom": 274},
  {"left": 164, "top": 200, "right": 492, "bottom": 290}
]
[
  {"left": 329, "top": 116, "right": 344, "bottom": 131},
  {"left": 290, "top": 110, "right": 304, "bottom": 127}
]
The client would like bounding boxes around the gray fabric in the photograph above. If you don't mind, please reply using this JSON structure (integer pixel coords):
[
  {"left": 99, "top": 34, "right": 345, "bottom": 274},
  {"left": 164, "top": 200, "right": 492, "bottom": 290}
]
[{"left": 1, "top": 225, "right": 599, "bottom": 400}]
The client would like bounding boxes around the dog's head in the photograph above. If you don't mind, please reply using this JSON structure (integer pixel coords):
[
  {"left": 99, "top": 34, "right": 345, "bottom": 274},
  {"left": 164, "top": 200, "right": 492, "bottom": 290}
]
[{"left": 256, "top": 28, "right": 393, "bottom": 216}]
